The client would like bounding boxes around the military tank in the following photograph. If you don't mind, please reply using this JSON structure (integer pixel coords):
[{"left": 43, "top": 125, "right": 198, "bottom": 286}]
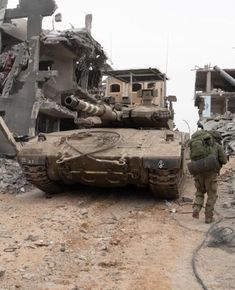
[{"left": 18, "top": 89, "right": 189, "bottom": 199}]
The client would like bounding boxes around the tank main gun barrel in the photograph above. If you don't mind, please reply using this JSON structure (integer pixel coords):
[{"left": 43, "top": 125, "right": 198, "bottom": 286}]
[
  {"left": 65, "top": 95, "right": 121, "bottom": 121},
  {"left": 214, "top": 65, "right": 235, "bottom": 87},
  {"left": 74, "top": 86, "right": 98, "bottom": 104}
]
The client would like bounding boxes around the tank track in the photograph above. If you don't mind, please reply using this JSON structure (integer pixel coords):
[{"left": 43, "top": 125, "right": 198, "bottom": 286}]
[
  {"left": 148, "top": 168, "right": 183, "bottom": 199},
  {"left": 22, "top": 164, "right": 62, "bottom": 194}
]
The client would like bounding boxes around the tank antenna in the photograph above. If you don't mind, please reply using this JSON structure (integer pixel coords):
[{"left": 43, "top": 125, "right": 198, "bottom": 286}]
[
  {"left": 182, "top": 119, "right": 191, "bottom": 136},
  {"left": 165, "top": 33, "right": 169, "bottom": 75}
]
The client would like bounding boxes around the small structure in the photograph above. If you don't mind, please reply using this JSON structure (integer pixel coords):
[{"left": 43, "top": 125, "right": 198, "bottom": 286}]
[{"left": 104, "top": 68, "right": 167, "bottom": 106}]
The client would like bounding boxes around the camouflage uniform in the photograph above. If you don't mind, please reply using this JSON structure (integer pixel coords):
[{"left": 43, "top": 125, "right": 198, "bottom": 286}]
[{"left": 193, "top": 143, "right": 227, "bottom": 223}]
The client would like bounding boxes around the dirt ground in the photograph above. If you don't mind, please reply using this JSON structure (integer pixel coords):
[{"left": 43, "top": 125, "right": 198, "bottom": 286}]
[{"left": 0, "top": 161, "right": 235, "bottom": 290}]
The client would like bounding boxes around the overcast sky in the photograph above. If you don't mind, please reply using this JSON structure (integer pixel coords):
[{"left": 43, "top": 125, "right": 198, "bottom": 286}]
[{"left": 8, "top": 0, "right": 235, "bottom": 133}]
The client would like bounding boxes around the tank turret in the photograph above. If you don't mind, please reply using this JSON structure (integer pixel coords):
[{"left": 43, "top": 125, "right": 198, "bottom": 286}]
[{"left": 65, "top": 90, "right": 174, "bottom": 129}]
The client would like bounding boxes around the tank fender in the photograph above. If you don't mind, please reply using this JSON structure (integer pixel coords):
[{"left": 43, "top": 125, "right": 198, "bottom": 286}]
[{"left": 18, "top": 154, "right": 46, "bottom": 166}]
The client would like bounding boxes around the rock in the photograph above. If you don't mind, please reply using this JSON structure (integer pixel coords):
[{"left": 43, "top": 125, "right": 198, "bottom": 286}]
[
  {"left": 170, "top": 208, "right": 177, "bottom": 213},
  {"left": 25, "top": 234, "right": 39, "bottom": 242},
  {"left": 98, "top": 260, "right": 118, "bottom": 268},
  {"left": 80, "top": 229, "right": 87, "bottom": 236},
  {"left": 22, "top": 273, "right": 35, "bottom": 280},
  {"left": 110, "top": 238, "right": 120, "bottom": 246},
  {"left": 100, "top": 244, "right": 108, "bottom": 251},
  {"left": 0, "top": 266, "right": 6, "bottom": 277},
  {"left": 60, "top": 243, "right": 66, "bottom": 252},
  {"left": 48, "top": 262, "right": 56, "bottom": 269},
  {"left": 34, "top": 240, "right": 50, "bottom": 247},
  {"left": 80, "top": 267, "right": 90, "bottom": 272},
  {"left": 77, "top": 254, "right": 87, "bottom": 261},
  {"left": 80, "top": 209, "right": 88, "bottom": 216},
  {"left": 222, "top": 202, "right": 231, "bottom": 209},
  {"left": 10, "top": 214, "right": 19, "bottom": 219},
  {"left": 80, "top": 222, "right": 89, "bottom": 233}
]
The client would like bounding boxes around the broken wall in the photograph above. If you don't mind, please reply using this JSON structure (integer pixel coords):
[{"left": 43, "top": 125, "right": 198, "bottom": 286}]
[{"left": 0, "top": 0, "right": 107, "bottom": 155}]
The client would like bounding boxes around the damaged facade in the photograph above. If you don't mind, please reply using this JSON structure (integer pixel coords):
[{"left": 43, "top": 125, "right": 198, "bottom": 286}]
[
  {"left": 194, "top": 65, "right": 235, "bottom": 155},
  {"left": 0, "top": 0, "right": 107, "bottom": 155}
]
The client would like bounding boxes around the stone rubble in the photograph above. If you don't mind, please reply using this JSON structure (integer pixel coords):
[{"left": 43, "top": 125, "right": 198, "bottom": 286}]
[
  {"left": 199, "top": 115, "right": 235, "bottom": 156},
  {"left": 0, "top": 158, "right": 33, "bottom": 194}
]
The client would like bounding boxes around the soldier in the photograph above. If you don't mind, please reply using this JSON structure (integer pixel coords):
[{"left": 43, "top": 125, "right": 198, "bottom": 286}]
[{"left": 192, "top": 131, "right": 227, "bottom": 223}]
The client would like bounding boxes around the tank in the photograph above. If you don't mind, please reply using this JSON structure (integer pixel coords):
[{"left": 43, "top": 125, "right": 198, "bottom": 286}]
[{"left": 18, "top": 89, "right": 189, "bottom": 199}]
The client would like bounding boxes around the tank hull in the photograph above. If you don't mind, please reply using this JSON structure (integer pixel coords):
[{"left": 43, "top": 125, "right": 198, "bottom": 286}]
[{"left": 18, "top": 128, "right": 189, "bottom": 199}]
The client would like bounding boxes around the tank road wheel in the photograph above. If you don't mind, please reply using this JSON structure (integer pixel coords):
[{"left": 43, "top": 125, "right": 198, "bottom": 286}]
[
  {"left": 22, "top": 165, "right": 63, "bottom": 194},
  {"left": 148, "top": 169, "right": 182, "bottom": 200}
]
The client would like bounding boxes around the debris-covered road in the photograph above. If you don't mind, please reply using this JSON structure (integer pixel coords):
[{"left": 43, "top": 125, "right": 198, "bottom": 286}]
[{"left": 0, "top": 160, "right": 235, "bottom": 290}]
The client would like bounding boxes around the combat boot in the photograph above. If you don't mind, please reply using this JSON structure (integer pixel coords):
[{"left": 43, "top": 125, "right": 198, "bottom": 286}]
[
  {"left": 205, "top": 215, "right": 213, "bottom": 224},
  {"left": 192, "top": 208, "right": 200, "bottom": 219}
]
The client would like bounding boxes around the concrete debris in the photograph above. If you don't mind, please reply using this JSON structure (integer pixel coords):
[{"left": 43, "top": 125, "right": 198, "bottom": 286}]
[
  {"left": 22, "top": 273, "right": 35, "bottom": 280},
  {"left": 199, "top": 115, "right": 235, "bottom": 156},
  {"left": 34, "top": 240, "right": 50, "bottom": 247},
  {"left": 0, "top": 158, "right": 33, "bottom": 194}
]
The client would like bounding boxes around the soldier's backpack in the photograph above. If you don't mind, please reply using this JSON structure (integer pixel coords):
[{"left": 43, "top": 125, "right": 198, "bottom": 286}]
[
  {"left": 189, "top": 130, "right": 214, "bottom": 161},
  {"left": 188, "top": 130, "right": 220, "bottom": 175}
]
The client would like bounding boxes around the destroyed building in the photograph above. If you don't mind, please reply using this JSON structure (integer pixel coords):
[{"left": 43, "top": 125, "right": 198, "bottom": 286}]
[
  {"left": 194, "top": 65, "right": 235, "bottom": 155},
  {"left": 104, "top": 68, "right": 167, "bottom": 105},
  {"left": 0, "top": 0, "right": 108, "bottom": 155}
]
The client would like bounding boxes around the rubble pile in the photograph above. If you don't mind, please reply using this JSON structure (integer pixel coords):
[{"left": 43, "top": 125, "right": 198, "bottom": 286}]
[
  {"left": 220, "top": 126, "right": 235, "bottom": 156},
  {"left": 0, "top": 158, "right": 33, "bottom": 194},
  {"left": 218, "top": 165, "right": 235, "bottom": 210},
  {"left": 199, "top": 115, "right": 235, "bottom": 156}
]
